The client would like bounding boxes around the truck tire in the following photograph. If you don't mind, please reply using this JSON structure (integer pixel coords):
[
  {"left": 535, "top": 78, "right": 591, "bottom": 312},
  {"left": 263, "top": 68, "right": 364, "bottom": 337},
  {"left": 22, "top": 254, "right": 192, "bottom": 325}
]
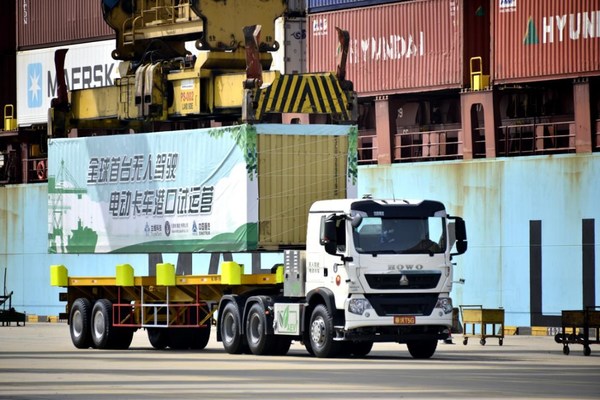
[
  {"left": 70, "top": 298, "right": 93, "bottom": 349},
  {"left": 246, "top": 303, "right": 274, "bottom": 355},
  {"left": 407, "top": 339, "right": 437, "bottom": 359},
  {"left": 346, "top": 341, "right": 373, "bottom": 357},
  {"left": 167, "top": 325, "right": 210, "bottom": 350},
  {"left": 168, "top": 328, "right": 193, "bottom": 349},
  {"left": 91, "top": 299, "right": 115, "bottom": 349},
  {"left": 272, "top": 336, "right": 292, "bottom": 356},
  {"left": 147, "top": 328, "right": 168, "bottom": 349},
  {"left": 91, "top": 299, "right": 134, "bottom": 349},
  {"left": 309, "top": 304, "right": 340, "bottom": 358},
  {"left": 220, "top": 302, "right": 245, "bottom": 354}
]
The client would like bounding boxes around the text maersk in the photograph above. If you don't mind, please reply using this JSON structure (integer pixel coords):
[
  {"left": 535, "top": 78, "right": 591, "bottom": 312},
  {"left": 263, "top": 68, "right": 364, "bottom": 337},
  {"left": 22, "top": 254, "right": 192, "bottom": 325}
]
[{"left": 47, "top": 63, "right": 116, "bottom": 97}]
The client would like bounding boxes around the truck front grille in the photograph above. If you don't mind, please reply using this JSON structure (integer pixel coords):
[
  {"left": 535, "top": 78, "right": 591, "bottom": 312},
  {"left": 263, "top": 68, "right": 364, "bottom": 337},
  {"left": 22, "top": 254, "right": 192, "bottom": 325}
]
[
  {"left": 365, "top": 272, "right": 441, "bottom": 290},
  {"left": 365, "top": 293, "right": 439, "bottom": 316}
]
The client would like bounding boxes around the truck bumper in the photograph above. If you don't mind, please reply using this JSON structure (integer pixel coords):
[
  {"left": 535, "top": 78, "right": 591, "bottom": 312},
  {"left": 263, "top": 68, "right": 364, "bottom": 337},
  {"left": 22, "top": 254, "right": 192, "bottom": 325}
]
[{"left": 342, "top": 297, "right": 453, "bottom": 342}]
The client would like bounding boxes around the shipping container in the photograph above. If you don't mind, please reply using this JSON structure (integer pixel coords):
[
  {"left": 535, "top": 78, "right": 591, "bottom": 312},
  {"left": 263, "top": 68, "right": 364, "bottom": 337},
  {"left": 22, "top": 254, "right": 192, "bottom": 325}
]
[
  {"left": 492, "top": 0, "right": 600, "bottom": 84},
  {"left": 16, "top": 40, "right": 120, "bottom": 126},
  {"left": 271, "top": 17, "right": 307, "bottom": 74},
  {"left": 307, "top": 0, "right": 400, "bottom": 13},
  {"left": 0, "top": 0, "right": 16, "bottom": 117},
  {"left": 17, "top": 0, "right": 112, "bottom": 50},
  {"left": 307, "top": 0, "right": 490, "bottom": 96},
  {"left": 47, "top": 124, "right": 357, "bottom": 254}
]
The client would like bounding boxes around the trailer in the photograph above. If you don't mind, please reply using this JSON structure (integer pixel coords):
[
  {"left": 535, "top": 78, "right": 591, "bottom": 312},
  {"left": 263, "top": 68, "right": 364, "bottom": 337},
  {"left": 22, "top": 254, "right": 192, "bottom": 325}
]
[
  {"left": 556, "top": 307, "right": 600, "bottom": 356},
  {"left": 460, "top": 305, "right": 505, "bottom": 346}
]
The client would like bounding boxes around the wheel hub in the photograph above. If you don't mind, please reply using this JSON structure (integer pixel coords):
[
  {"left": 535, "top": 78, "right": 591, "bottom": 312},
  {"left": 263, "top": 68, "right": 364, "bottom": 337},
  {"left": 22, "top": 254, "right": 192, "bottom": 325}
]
[
  {"left": 93, "top": 312, "right": 105, "bottom": 340},
  {"left": 72, "top": 310, "right": 83, "bottom": 337},
  {"left": 310, "top": 317, "right": 326, "bottom": 347}
]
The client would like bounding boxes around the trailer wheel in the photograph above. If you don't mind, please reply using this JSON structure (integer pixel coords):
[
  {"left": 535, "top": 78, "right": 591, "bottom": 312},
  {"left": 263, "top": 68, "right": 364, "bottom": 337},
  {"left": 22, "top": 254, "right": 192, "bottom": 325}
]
[
  {"left": 190, "top": 326, "right": 211, "bottom": 350},
  {"left": 91, "top": 299, "right": 133, "bottom": 349},
  {"left": 91, "top": 299, "right": 114, "bottom": 349},
  {"left": 407, "top": 339, "right": 438, "bottom": 359},
  {"left": 220, "top": 302, "right": 245, "bottom": 354},
  {"left": 147, "top": 328, "right": 168, "bottom": 350},
  {"left": 246, "top": 303, "right": 274, "bottom": 355},
  {"left": 583, "top": 345, "right": 591, "bottom": 356},
  {"left": 309, "top": 304, "right": 340, "bottom": 358},
  {"left": 168, "top": 328, "right": 193, "bottom": 349},
  {"left": 114, "top": 327, "right": 134, "bottom": 349},
  {"left": 70, "top": 298, "right": 93, "bottom": 349}
]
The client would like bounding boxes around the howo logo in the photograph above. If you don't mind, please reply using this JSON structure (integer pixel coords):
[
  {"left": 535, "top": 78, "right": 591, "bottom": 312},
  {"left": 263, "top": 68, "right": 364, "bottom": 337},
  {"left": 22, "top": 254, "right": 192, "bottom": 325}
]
[{"left": 388, "top": 264, "right": 423, "bottom": 271}]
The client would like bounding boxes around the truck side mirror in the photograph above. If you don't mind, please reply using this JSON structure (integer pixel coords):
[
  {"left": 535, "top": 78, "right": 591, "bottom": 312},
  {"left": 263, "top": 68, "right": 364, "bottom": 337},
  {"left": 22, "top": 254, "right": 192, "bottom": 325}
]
[
  {"left": 320, "top": 215, "right": 339, "bottom": 256},
  {"left": 451, "top": 217, "right": 467, "bottom": 255}
]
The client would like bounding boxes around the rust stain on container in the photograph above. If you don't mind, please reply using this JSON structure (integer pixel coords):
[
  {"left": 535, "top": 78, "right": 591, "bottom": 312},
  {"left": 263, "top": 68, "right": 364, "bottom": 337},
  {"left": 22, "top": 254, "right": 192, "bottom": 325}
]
[
  {"left": 17, "top": 0, "right": 112, "bottom": 50},
  {"left": 307, "top": 0, "right": 490, "bottom": 95},
  {"left": 492, "top": 0, "right": 600, "bottom": 83}
]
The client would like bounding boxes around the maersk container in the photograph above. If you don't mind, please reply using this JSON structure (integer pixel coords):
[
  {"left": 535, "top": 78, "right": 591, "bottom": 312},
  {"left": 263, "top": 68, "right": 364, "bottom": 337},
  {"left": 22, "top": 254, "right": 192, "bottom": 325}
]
[
  {"left": 307, "top": 0, "right": 490, "bottom": 96},
  {"left": 17, "top": 0, "right": 112, "bottom": 50},
  {"left": 307, "top": 0, "right": 400, "bottom": 13},
  {"left": 47, "top": 124, "right": 357, "bottom": 254},
  {"left": 16, "top": 40, "right": 120, "bottom": 126},
  {"left": 492, "top": 0, "right": 600, "bottom": 83}
]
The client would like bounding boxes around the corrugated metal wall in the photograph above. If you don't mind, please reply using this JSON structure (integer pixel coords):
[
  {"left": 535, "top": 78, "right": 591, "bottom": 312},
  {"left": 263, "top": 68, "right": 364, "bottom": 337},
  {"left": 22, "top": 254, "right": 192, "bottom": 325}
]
[
  {"left": 307, "top": 0, "right": 465, "bottom": 95},
  {"left": 360, "top": 153, "right": 600, "bottom": 327},
  {"left": 492, "top": 0, "right": 600, "bottom": 83},
  {"left": 17, "top": 0, "right": 113, "bottom": 50}
]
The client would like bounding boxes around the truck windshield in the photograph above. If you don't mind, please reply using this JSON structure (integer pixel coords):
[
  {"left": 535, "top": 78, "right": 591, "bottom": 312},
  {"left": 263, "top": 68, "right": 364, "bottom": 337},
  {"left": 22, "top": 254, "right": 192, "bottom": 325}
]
[{"left": 352, "top": 216, "right": 446, "bottom": 255}]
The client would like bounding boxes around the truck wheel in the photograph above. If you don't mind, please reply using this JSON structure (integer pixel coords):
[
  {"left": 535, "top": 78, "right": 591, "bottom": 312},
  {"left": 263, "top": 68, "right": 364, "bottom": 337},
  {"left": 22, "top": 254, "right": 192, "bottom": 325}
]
[
  {"left": 309, "top": 304, "right": 340, "bottom": 358},
  {"left": 407, "top": 339, "right": 438, "bottom": 359},
  {"left": 70, "top": 298, "right": 93, "bottom": 349},
  {"left": 246, "top": 303, "right": 274, "bottom": 355},
  {"left": 350, "top": 341, "right": 373, "bottom": 357},
  {"left": 91, "top": 299, "right": 115, "bottom": 349},
  {"left": 220, "top": 302, "right": 245, "bottom": 354},
  {"left": 147, "top": 328, "right": 168, "bottom": 349},
  {"left": 272, "top": 337, "right": 292, "bottom": 356}
]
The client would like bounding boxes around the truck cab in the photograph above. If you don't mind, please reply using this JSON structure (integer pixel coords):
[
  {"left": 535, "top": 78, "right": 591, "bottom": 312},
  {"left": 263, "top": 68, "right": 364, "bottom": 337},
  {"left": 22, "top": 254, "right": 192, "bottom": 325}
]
[{"left": 300, "top": 197, "right": 467, "bottom": 358}]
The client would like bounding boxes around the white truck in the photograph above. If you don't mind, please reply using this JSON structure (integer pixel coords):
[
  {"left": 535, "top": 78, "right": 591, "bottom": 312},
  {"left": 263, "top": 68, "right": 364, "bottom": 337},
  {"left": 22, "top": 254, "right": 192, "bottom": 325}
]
[{"left": 219, "top": 197, "right": 467, "bottom": 358}]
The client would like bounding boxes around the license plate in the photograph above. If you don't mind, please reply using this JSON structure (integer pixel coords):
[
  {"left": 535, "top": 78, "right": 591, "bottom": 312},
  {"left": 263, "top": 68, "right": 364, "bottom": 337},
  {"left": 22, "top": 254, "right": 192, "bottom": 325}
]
[{"left": 393, "top": 315, "right": 416, "bottom": 325}]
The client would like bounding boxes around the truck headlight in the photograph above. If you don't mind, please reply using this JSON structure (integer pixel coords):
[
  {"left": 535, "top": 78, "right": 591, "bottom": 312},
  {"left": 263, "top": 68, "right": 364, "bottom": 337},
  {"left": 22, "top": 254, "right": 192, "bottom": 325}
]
[
  {"left": 435, "top": 297, "right": 453, "bottom": 314},
  {"left": 348, "top": 298, "right": 372, "bottom": 315}
]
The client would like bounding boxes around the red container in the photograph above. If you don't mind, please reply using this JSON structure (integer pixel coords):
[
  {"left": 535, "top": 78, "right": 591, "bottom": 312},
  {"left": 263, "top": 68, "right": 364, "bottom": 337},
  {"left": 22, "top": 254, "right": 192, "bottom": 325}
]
[
  {"left": 492, "top": 0, "right": 600, "bottom": 83},
  {"left": 17, "top": 0, "right": 112, "bottom": 50},
  {"left": 307, "top": 0, "right": 490, "bottom": 96}
]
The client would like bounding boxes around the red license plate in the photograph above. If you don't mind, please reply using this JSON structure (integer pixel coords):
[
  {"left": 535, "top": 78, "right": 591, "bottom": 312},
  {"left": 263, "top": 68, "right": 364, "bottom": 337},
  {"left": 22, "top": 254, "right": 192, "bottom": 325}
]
[{"left": 393, "top": 315, "right": 416, "bottom": 325}]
